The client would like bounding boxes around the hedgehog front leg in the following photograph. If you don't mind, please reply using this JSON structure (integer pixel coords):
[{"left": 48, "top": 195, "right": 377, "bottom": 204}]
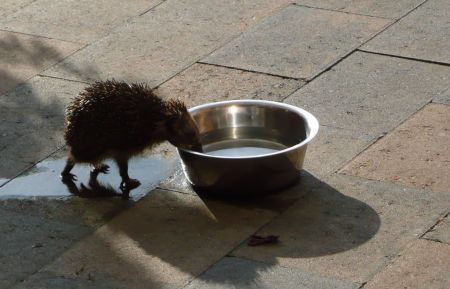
[{"left": 115, "top": 157, "right": 141, "bottom": 191}]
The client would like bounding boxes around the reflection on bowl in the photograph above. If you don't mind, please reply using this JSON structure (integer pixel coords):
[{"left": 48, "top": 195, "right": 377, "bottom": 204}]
[{"left": 177, "top": 100, "right": 319, "bottom": 195}]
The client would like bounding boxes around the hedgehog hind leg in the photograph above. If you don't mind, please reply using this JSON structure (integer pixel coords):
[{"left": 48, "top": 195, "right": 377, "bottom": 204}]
[{"left": 115, "top": 157, "right": 140, "bottom": 194}]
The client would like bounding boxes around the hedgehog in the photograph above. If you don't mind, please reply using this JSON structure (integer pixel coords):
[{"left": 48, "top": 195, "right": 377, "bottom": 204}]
[{"left": 61, "top": 80, "right": 202, "bottom": 192}]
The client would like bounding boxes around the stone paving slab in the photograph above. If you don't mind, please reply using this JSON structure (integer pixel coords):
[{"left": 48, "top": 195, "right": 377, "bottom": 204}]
[
  {"left": 0, "top": 30, "right": 81, "bottom": 95},
  {"left": 16, "top": 189, "right": 277, "bottom": 289},
  {"left": 0, "top": 0, "right": 163, "bottom": 44},
  {"left": 0, "top": 158, "right": 31, "bottom": 187},
  {"left": 433, "top": 88, "right": 449, "bottom": 105},
  {"left": 303, "top": 125, "right": 373, "bottom": 177},
  {"left": 0, "top": 0, "right": 36, "bottom": 18},
  {"left": 184, "top": 257, "right": 359, "bottom": 289},
  {"left": 295, "top": 1, "right": 425, "bottom": 19},
  {"left": 284, "top": 51, "right": 450, "bottom": 138},
  {"left": 232, "top": 174, "right": 450, "bottom": 283},
  {"left": 155, "top": 63, "right": 304, "bottom": 106},
  {"left": 423, "top": 215, "right": 450, "bottom": 245},
  {"left": 362, "top": 0, "right": 450, "bottom": 64},
  {"left": 364, "top": 239, "right": 450, "bottom": 289},
  {"left": 0, "top": 76, "right": 87, "bottom": 180},
  {"left": 0, "top": 208, "right": 92, "bottom": 289},
  {"left": 0, "top": 196, "right": 129, "bottom": 229},
  {"left": 342, "top": 104, "right": 450, "bottom": 193},
  {"left": 42, "top": 0, "right": 291, "bottom": 85},
  {"left": 204, "top": 5, "right": 390, "bottom": 80}
]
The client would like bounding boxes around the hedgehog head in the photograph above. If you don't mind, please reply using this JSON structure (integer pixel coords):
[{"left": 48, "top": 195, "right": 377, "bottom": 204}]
[{"left": 164, "top": 100, "right": 202, "bottom": 152}]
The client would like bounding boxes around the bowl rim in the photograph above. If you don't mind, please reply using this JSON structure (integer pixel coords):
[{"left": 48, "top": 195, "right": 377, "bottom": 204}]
[{"left": 178, "top": 99, "right": 319, "bottom": 159}]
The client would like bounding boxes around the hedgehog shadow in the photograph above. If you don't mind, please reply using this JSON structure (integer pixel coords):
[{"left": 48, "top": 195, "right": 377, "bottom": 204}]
[{"left": 62, "top": 171, "right": 126, "bottom": 199}]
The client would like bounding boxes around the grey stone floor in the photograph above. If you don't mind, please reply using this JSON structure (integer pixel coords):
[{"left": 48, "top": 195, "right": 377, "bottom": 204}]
[{"left": 0, "top": 1, "right": 449, "bottom": 288}]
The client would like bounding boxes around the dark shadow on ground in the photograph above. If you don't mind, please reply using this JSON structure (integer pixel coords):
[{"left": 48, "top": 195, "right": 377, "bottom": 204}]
[
  {"left": 199, "top": 171, "right": 380, "bottom": 257},
  {"left": 0, "top": 33, "right": 99, "bottom": 181},
  {"left": 190, "top": 171, "right": 381, "bottom": 287},
  {"left": 90, "top": 171, "right": 380, "bottom": 288}
]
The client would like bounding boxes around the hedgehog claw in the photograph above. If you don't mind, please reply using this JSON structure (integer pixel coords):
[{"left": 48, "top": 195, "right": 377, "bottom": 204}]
[
  {"left": 120, "top": 179, "right": 140, "bottom": 191},
  {"left": 92, "top": 164, "right": 110, "bottom": 175},
  {"left": 61, "top": 173, "right": 77, "bottom": 183}
]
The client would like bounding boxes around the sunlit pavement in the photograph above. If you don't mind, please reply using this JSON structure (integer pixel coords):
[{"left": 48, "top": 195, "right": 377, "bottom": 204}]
[{"left": 1, "top": 1, "right": 449, "bottom": 288}]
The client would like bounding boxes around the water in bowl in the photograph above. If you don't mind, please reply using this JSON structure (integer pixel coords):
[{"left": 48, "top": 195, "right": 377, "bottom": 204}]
[{"left": 203, "top": 139, "right": 287, "bottom": 157}]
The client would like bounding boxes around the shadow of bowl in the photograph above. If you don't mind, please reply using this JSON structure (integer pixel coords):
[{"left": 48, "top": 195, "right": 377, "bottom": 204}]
[{"left": 198, "top": 172, "right": 380, "bottom": 258}]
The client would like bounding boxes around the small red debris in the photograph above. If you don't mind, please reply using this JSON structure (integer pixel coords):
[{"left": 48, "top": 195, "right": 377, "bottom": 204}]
[{"left": 247, "top": 234, "right": 279, "bottom": 246}]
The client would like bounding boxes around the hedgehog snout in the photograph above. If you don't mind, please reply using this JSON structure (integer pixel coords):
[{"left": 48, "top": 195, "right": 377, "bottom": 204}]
[
  {"left": 166, "top": 126, "right": 202, "bottom": 152},
  {"left": 180, "top": 130, "right": 203, "bottom": 152},
  {"left": 190, "top": 142, "right": 203, "bottom": 153}
]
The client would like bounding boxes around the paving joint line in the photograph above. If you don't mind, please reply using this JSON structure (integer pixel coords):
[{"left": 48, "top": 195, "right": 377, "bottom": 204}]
[
  {"left": 281, "top": 56, "right": 350, "bottom": 99},
  {"left": 294, "top": 19, "right": 394, "bottom": 88},
  {"left": 0, "top": 146, "right": 65, "bottom": 189},
  {"left": 38, "top": 0, "right": 167, "bottom": 81},
  {"left": 422, "top": 237, "right": 444, "bottom": 244},
  {"left": 12, "top": 186, "right": 163, "bottom": 286},
  {"left": 334, "top": 98, "right": 434, "bottom": 175},
  {"left": 303, "top": 0, "right": 434, "bottom": 89},
  {"left": 154, "top": 187, "right": 192, "bottom": 196},
  {"left": 138, "top": 0, "right": 168, "bottom": 16},
  {"left": 359, "top": 240, "right": 419, "bottom": 287},
  {"left": 182, "top": 214, "right": 283, "bottom": 288},
  {"left": 10, "top": 218, "right": 97, "bottom": 289},
  {"left": 355, "top": 229, "right": 439, "bottom": 289},
  {"left": 289, "top": 13, "right": 395, "bottom": 86},
  {"left": 222, "top": 186, "right": 316, "bottom": 253},
  {"left": 358, "top": 282, "right": 368, "bottom": 289},
  {"left": 432, "top": 87, "right": 450, "bottom": 105},
  {"left": 420, "top": 212, "right": 449, "bottom": 239},
  {"left": 0, "top": 28, "right": 84, "bottom": 45},
  {"left": 39, "top": 42, "right": 89, "bottom": 78},
  {"left": 352, "top": 0, "right": 431, "bottom": 49},
  {"left": 197, "top": 61, "right": 303, "bottom": 81},
  {"left": 220, "top": 254, "right": 361, "bottom": 287},
  {"left": 0, "top": 42, "right": 88, "bottom": 97},
  {"left": 153, "top": 27, "right": 258, "bottom": 89},
  {"left": 10, "top": 218, "right": 106, "bottom": 288},
  {"left": 153, "top": 1, "right": 296, "bottom": 89},
  {"left": 357, "top": 49, "right": 450, "bottom": 67},
  {"left": 178, "top": 182, "right": 318, "bottom": 288},
  {"left": 336, "top": 170, "right": 444, "bottom": 195},
  {"left": 282, "top": 48, "right": 358, "bottom": 100},
  {"left": 293, "top": 3, "right": 393, "bottom": 20},
  {"left": 36, "top": 74, "right": 91, "bottom": 85}
]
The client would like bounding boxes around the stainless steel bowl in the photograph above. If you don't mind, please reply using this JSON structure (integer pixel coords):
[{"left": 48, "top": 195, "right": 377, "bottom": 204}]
[{"left": 177, "top": 100, "right": 319, "bottom": 195}]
